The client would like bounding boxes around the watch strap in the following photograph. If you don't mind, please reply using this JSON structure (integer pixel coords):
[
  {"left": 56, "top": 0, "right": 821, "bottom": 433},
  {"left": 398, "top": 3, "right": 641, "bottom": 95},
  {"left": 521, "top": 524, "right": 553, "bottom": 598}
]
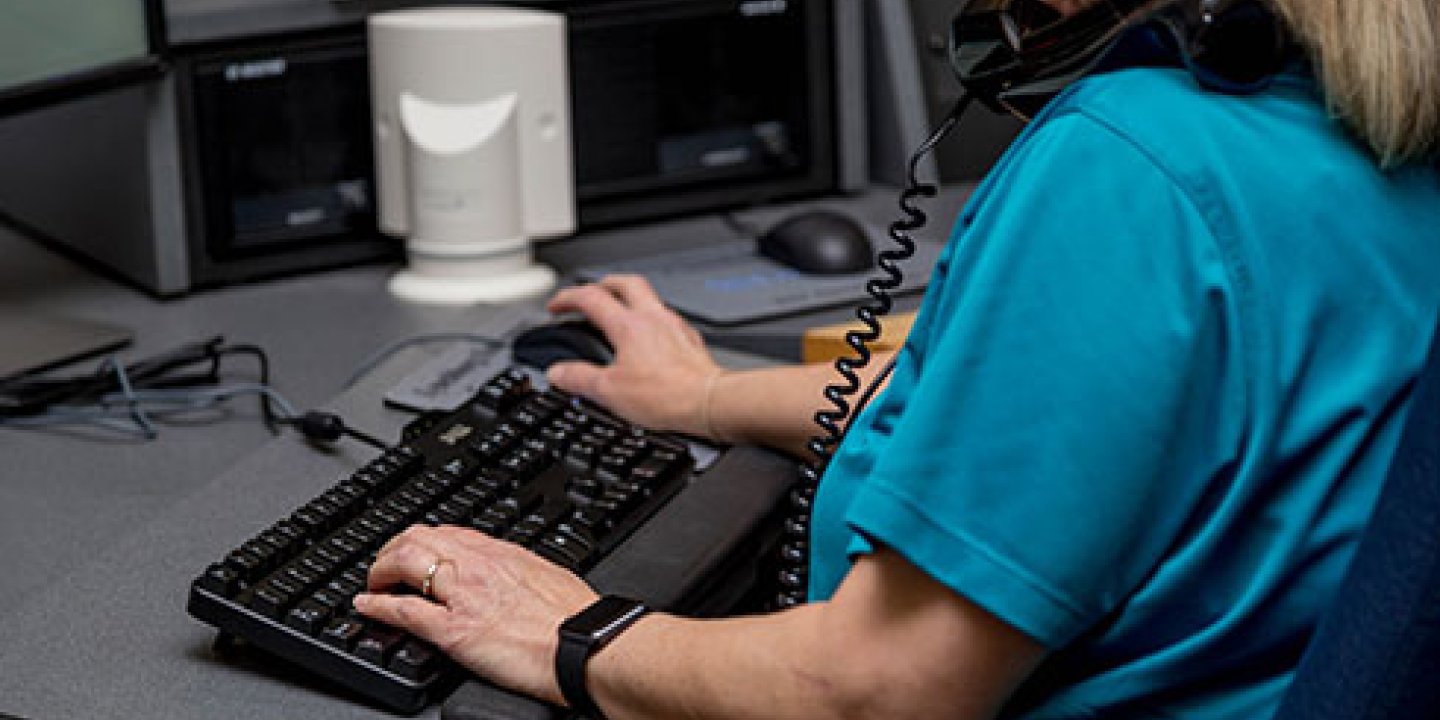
[{"left": 556, "top": 595, "right": 650, "bottom": 719}]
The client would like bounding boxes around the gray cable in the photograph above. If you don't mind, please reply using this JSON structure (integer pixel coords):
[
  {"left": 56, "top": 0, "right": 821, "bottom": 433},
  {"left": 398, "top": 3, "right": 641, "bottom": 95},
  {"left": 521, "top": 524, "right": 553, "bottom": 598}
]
[
  {"left": 0, "top": 383, "right": 301, "bottom": 440},
  {"left": 103, "top": 355, "right": 156, "bottom": 438}
]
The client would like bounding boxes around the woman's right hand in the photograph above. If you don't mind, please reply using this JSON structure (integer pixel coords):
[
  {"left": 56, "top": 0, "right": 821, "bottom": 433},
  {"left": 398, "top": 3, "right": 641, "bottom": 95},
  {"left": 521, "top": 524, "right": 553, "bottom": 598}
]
[{"left": 544, "top": 274, "right": 727, "bottom": 440}]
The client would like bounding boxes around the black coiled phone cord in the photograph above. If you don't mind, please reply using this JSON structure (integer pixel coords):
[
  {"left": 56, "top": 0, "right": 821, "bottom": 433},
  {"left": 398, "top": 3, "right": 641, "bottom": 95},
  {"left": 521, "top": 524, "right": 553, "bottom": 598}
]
[{"left": 773, "top": 93, "right": 973, "bottom": 609}]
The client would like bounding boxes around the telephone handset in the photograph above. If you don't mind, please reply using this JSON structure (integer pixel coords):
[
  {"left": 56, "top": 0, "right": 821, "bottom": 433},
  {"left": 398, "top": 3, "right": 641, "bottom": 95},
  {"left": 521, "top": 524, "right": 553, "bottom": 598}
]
[{"left": 773, "top": 0, "right": 1293, "bottom": 608}]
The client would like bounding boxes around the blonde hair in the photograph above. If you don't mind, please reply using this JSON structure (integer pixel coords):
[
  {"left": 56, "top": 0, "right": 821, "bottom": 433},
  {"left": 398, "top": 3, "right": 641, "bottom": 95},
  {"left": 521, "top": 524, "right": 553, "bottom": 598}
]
[
  {"left": 1061, "top": 0, "right": 1440, "bottom": 164},
  {"left": 1268, "top": 0, "right": 1440, "bottom": 167}
]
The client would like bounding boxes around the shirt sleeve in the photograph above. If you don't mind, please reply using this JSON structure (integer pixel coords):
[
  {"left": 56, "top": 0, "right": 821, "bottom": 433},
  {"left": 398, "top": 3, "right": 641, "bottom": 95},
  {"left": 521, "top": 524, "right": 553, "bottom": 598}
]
[{"left": 841, "top": 107, "right": 1249, "bottom": 647}]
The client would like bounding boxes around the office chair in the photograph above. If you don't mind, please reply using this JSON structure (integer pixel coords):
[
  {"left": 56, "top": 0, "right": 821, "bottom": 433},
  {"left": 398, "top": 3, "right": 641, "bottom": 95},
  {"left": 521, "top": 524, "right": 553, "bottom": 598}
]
[{"left": 1270, "top": 315, "right": 1440, "bottom": 719}]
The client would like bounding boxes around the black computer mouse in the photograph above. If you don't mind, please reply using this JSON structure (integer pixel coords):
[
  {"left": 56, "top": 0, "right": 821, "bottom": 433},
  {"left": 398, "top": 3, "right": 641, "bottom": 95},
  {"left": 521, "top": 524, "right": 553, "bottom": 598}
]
[
  {"left": 757, "top": 210, "right": 875, "bottom": 275},
  {"left": 511, "top": 319, "right": 615, "bottom": 370}
]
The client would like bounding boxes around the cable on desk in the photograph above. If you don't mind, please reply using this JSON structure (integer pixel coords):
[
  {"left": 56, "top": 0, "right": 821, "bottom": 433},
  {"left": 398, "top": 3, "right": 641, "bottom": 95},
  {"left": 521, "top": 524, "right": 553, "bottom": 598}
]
[
  {"left": 104, "top": 355, "right": 156, "bottom": 438},
  {"left": 0, "top": 338, "right": 389, "bottom": 451},
  {"left": 278, "top": 411, "right": 390, "bottom": 452},
  {"left": 213, "top": 343, "right": 282, "bottom": 429},
  {"left": 0, "top": 382, "right": 301, "bottom": 440}
]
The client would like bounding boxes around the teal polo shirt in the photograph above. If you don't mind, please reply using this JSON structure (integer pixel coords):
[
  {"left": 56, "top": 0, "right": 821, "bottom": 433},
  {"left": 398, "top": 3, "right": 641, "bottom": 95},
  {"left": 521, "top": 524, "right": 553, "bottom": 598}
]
[{"left": 809, "top": 66, "right": 1440, "bottom": 719}]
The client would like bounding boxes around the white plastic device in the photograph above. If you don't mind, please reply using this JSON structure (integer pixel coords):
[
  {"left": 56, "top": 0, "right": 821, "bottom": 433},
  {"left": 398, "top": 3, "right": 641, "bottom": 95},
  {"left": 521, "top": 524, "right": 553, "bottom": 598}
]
[{"left": 369, "top": 7, "right": 575, "bottom": 304}]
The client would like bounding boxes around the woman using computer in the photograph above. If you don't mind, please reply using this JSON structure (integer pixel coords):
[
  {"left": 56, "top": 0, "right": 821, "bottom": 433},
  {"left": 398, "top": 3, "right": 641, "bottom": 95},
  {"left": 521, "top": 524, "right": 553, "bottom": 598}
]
[{"left": 355, "top": 1, "right": 1440, "bottom": 718}]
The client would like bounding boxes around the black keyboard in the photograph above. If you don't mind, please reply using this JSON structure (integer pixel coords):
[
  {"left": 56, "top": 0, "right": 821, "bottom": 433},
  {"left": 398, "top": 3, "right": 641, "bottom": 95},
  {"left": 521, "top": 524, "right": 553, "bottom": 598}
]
[{"left": 187, "top": 368, "right": 695, "bottom": 714}]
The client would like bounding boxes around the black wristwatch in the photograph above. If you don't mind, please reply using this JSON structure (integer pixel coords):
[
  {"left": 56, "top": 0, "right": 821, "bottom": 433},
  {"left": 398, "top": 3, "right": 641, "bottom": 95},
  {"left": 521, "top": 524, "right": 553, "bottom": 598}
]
[{"left": 556, "top": 595, "right": 651, "bottom": 720}]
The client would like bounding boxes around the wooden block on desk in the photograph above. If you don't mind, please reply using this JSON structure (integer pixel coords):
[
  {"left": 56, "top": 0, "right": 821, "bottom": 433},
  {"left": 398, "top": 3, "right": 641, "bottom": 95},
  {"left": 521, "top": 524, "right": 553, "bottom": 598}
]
[{"left": 801, "top": 312, "right": 917, "bottom": 364}]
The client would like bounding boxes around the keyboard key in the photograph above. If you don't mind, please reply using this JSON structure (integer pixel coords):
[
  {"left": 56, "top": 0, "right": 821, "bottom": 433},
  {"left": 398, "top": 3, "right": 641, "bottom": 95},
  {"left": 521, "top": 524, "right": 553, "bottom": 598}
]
[
  {"left": 438, "top": 455, "right": 478, "bottom": 481},
  {"left": 327, "top": 577, "right": 363, "bottom": 599},
  {"left": 313, "top": 543, "right": 346, "bottom": 566},
  {"left": 248, "top": 584, "right": 293, "bottom": 619},
  {"left": 568, "top": 474, "right": 602, "bottom": 499},
  {"left": 330, "top": 536, "right": 363, "bottom": 559},
  {"left": 565, "top": 442, "right": 599, "bottom": 474},
  {"left": 196, "top": 563, "right": 242, "bottom": 597},
  {"left": 286, "top": 600, "right": 332, "bottom": 635},
  {"left": 321, "top": 617, "right": 365, "bottom": 651},
  {"left": 310, "top": 588, "right": 348, "bottom": 612},
  {"left": 291, "top": 507, "right": 329, "bottom": 536},
  {"left": 243, "top": 537, "right": 283, "bottom": 568},
  {"left": 572, "top": 506, "right": 612, "bottom": 534},
  {"left": 355, "top": 625, "right": 406, "bottom": 666},
  {"left": 390, "top": 641, "right": 439, "bottom": 681},
  {"left": 223, "top": 550, "right": 265, "bottom": 582},
  {"left": 471, "top": 515, "right": 507, "bottom": 537},
  {"left": 533, "top": 543, "right": 581, "bottom": 572},
  {"left": 632, "top": 455, "right": 679, "bottom": 485},
  {"left": 554, "top": 522, "right": 597, "bottom": 554},
  {"left": 269, "top": 571, "right": 303, "bottom": 595},
  {"left": 537, "top": 534, "right": 591, "bottom": 571}
]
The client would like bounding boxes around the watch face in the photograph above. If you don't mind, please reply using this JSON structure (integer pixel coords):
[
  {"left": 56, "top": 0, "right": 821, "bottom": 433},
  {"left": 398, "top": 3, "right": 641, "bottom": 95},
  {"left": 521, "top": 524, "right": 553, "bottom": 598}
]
[{"left": 562, "top": 596, "right": 649, "bottom": 641}]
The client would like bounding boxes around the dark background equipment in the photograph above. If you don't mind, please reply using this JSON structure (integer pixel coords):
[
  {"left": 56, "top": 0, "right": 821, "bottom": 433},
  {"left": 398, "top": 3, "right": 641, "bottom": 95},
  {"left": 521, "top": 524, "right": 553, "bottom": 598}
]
[
  {"left": 0, "top": 0, "right": 165, "bottom": 382},
  {"left": 866, "top": 0, "right": 1025, "bottom": 186},
  {"left": 0, "top": 0, "right": 165, "bottom": 114},
  {"left": 0, "top": 0, "right": 867, "bottom": 296}
]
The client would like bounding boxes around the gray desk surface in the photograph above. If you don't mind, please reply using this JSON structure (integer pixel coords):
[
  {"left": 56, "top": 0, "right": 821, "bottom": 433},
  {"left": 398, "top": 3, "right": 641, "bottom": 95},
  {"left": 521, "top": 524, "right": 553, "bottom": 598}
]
[{"left": 0, "top": 187, "right": 971, "bottom": 719}]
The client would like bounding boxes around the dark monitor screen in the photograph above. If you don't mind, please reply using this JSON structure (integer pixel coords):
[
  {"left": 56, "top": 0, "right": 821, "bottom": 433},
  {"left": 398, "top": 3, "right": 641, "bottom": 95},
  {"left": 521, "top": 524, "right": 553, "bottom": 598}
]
[
  {"left": 565, "top": 0, "right": 838, "bottom": 227},
  {"left": 0, "top": 0, "right": 164, "bottom": 117},
  {"left": 0, "top": 0, "right": 164, "bottom": 382}
]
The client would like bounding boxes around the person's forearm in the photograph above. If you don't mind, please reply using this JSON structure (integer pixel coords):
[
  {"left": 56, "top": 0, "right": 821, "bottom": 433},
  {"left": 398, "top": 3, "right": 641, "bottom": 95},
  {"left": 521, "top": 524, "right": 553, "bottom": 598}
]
[
  {"left": 589, "top": 605, "right": 870, "bottom": 720},
  {"left": 580, "top": 550, "right": 1040, "bottom": 720},
  {"left": 710, "top": 352, "right": 895, "bottom": 457}
]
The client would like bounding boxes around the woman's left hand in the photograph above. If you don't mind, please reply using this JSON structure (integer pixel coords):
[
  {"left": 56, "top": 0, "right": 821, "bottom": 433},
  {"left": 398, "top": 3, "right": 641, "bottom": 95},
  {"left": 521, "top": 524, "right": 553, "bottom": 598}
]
[{"left": 353, "top": 525, "right": 599, "bottom": 706}]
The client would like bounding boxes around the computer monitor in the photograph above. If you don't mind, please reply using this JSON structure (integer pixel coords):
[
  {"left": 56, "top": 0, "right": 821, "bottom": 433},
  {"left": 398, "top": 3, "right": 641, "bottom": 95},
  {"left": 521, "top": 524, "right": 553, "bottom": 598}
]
[
  {"left": 0, "top": 0, "right": 167, "bottom": 381},
  {"left": 0, "top": 0, "right": 165, "bottom": 116}
]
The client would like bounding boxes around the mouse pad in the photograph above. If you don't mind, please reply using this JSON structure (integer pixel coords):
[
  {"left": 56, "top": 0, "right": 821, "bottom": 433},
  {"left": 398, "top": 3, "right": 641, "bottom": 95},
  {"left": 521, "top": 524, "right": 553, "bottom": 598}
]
[{"left": 574, "top": 239, "right": 945, "bottom": 326}]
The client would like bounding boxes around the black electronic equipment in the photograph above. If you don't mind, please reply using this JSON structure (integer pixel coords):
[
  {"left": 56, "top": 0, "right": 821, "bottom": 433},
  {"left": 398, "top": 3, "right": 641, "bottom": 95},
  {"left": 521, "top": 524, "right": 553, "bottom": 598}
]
[
  {"left": 0, "top": 0, "right": 165, "bottom": 381},
  {"left": 868, "top": 0, "right": 1026, "bottom": 185},
  {"left": 0, "top": 0, "right": 166, "bottom": 115},
  {"left": 948, "top": 0, "right": 1292, "bottom": 116},
  {"left": 188, "top": 368, "right": 699, "bottom": 714},
  {"left": 758, "top": 210, "right": 876, "bottom": 275},
  {"left": 512, "top": 320, "right": 616, "bottom": 370},
  {"left": 0, "top": 0, "right": 868, "bottom": 295}
]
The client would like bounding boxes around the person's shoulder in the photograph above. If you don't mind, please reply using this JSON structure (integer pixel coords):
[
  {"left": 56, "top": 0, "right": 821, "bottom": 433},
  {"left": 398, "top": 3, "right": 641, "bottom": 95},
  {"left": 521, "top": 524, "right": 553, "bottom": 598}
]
[
  {"left": 1056, "top": 65, "right": 1216, "bottom": 118},
  {"left": 1042, "top": 67, "right": 1247, "bottom": 166},
  {"left": 959, "top": 69, "right": 1209, "bottom": 226},
  {"left": 1032, "top": 66, "right": 1342, "bottom": 197}
]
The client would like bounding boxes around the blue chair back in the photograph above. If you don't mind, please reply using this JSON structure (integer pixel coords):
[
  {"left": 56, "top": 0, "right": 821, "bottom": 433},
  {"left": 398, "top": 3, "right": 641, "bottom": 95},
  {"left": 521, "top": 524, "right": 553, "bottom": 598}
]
[{"left": 1272, "top": 317, "right": 1440, "bottom": 719}]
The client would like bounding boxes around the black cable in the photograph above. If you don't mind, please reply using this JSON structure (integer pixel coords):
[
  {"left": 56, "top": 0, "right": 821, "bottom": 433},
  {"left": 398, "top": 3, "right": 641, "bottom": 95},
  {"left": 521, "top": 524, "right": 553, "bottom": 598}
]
[
  {"left": 0, "top": 338, "right": 392, "bottom": 452},
  {"left": 0, "top": 383, "right": 302, "bottom": 440},
  {"left": 215, "top": 344, "right": 281, "bottom": 430},
  {"left": 0, "top": 337, "right": 227, "bottom": 417},
  {"left": 851, "top": 357, "right": 899, "bottom": 423},
  {"left": 280, "top": 411, "right": 390, "bottom": 452},
  {"left": 773, "top": 94, "right": 974, "bottom": 609}
]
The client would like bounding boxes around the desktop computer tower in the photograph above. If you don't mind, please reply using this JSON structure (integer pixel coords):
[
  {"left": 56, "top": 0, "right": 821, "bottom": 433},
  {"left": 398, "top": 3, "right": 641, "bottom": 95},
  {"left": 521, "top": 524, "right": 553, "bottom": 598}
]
[{"left": 0, "top": 0, "right": 870, "bottom": 296}]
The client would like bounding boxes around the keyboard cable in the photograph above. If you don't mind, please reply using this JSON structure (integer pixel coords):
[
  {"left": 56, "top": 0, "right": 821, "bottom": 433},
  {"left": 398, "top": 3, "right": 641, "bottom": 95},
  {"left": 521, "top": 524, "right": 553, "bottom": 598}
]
[{"left": 0, "top": 339, "right": 390, "bottom": 451}]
